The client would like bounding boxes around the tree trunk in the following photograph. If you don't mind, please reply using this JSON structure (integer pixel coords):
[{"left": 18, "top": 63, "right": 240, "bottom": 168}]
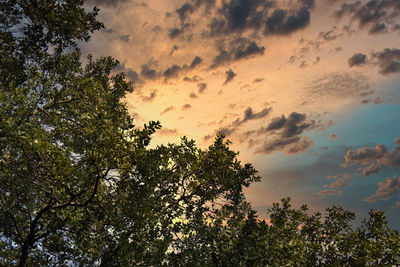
[{"left": 18, "top": 242, "right": 30, "bottom": 267}]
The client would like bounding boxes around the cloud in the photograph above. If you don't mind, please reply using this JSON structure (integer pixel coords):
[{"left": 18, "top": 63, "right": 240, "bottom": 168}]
[
  {"left": 189, "top": 92, "right": 198, "bottom": 98},
  {"left": 182, "top": 103, "right": 192, "bottom": 110},
  {"left": 317, "top": 189, "right": 343, "bottom": 197},
  {"left": 322, "top": 172, "right": 352, "bottom": 190},
  {"left": 305, "top": 72, "right": 371, "bottom": 99},
  {"left": 285, "top": 136, "right": 314, "bottom": 154},
  {"left": 371, "top": 48, "right": 400, "bottom": 75},
  {"left": 369, "top": 22, "right": 387, "bottom": 34},
  {"left": 318, "top": 27, "right": 341, "bottom": 41},
  {"left": 363, "top": 175, "right": 400, "bottom": 202},
  {"left": 140, "top": 64, "right": 158, "bottom": 79},
  {"left": 168, "top": 27, "right": 183, "bottom": 39},
  {"left": 157, "top": 128, "right": 180, "bottom": 136},
  {"left": 329, "top": 134, "right": 338, "bottom": 139},
  {"left": 163, "top": 64, "right": 182, "bottom": 80},
  {"left": 176, "top": 2, "right": 195, "bottom": 22},
  {"left": 160, "top": 106, "right": 175, "bottom": 115},
  {"left": 266, "top": 112, "right": 313, "bottom": 138},
  {"left": 327, "top": 172, "right": 352, "bottom": 180},
  {"left": 190, "top": 56, "right": 203, "bottom": 69},
  {"left": 252, "top": 112, "right": 315, "bottom": 155},
  {"left": 324, "top": 179, "right": 347, "bottom": 189},
  {"left": 210, "top": 38, "right": 265, "bottom": 68},
  {"left": 264, "top": 8, "right": 311, "bottom": 35},
  {"left": 215, "top": 106, "right": 272, "bottom": 137},
  {"left": 334, "top": 0, "right": 400, "bottom": 35},
  {"left": 341, "top": 144, "right": 389, "bottom": 167},
  {"left": 392, "top": 201, "right": 400, "bottom": 209},
  {"left": 359, "top": 162, "right": 380, "bottom": 176},
  {"left": 113, "top": 62, "right": 140, "bottom": 84},
  {"left": 169, "top": 45, "right": 179, "bottom": 56},
  {"left": 141, "top": 89, "right": 157, "bottom": 102},
  {"left": 341, "top": 138, "right": 400, "bottom": 176},
  {"left": 197, "top": 83, "right": 207, "bottom": 93},
  {"left": 224, "top": 69, "right": 236, "bottom": 84},
  {"left": 348, "top": 53, "right": 367, "bottom": 67}
]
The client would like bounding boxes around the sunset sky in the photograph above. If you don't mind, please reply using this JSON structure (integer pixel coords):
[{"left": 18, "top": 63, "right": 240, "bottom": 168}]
[{"left": 82, "top": 0, "right": 400, "bottom": 228}]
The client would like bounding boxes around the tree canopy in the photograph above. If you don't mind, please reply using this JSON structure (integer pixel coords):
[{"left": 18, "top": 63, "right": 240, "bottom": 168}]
[{"left": 1, "top": 0, "right": 399, "bottom": 266}]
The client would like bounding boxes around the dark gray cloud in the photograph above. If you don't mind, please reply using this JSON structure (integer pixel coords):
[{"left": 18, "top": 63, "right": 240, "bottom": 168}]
[
  {"left": 249, "top": 112, "right": 315, "bottom": 155},
  {"left": 371, "top": 48, "right": 400, "bottom": 74},
  {"left": 319, "top": 28, "right": 341, "bottom": 41},
  {"left": 216, "top": 106, "right": 272, "bottom": 137},
  {"left": 183, "top": 75, "right": 201, "bottom": 82},
  {"left": 169, "top": 45, "right": 179, "bottom": 56},
  {"left": 210, "top": 38, "right": 265, "bottom": 68},
  {"left": 198, "top": 82, "right": 207, "bottom": 93},
  {"left": 207, "top": 0, "right": 312, "bottom": 36},
  {"left": 264, "top": 8, "right": 311, "bottom": 35},
  {"left": 176, "top": 2, "right": 195, "bottom": 22},
  {"left": 140, "top": 64, "right": 158, "bottom": 79},
  {"left": 348, "top": 53, "right": 367, "bottom": 67},
  {"left": 113, "top": 63, "right": 140, "bottom": 84},
  {"left": 256, "top": 136, "right": 314, "bottom": 155},
  {"left": 334, "top": 0, "right": 400, "bottom": 35},
  {"left": 219, "top": 0, "right": 272, "bottom": 33},
  {"left": 168, "top": 27, "right": 184, "bottom": 39},
  {"left": 266, "top": 112, "right": 313, "bottom": 138},
  {"left": 224, "top": 69, "right": 236, "bottom": 84},
  {"left": 163, "top": 64, "right": 182, "bottom": 79},
  {"left": 369, "top": 22, "right": 387, "bottom": 34},
  {"left": 363, "top": 175, "right": 400, "bottom": 202},
  {"left": 190, "top": 56, "right": 203, "bottom": 69}
]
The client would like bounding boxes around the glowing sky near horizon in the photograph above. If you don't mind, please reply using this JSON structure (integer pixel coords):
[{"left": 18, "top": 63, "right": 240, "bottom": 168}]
[{"left": 82, "top": 0, "right": 400, "bottom": 228}]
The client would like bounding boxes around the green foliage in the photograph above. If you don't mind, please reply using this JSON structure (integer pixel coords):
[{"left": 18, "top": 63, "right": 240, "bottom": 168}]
[{"left": 1, "top": 0, "right": 399, "bottom": 266}]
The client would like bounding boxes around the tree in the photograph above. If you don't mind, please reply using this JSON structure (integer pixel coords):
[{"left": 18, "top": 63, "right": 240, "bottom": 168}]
[
  {"left": 1, "top": 1, "right": 259, "bottom": 265},
  {"left": 1, "top": 0, "right": 400, "bottom": 266}
]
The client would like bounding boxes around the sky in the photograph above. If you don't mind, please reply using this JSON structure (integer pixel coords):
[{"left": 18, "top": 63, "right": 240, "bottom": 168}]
[{"left": 82, "top": 0, "right": 400, "bottom": 228}]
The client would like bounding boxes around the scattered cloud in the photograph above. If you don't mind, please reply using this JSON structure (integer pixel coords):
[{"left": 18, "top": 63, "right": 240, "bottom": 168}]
[
  {"left": 348, "top": 53, "right": 367, "bottom": 67},
  {"left": 160, "top": 106, "right": 175, "bottom": 115},
  {"left": 197, "top": 83, "right": 207, "bottom": 93},
  {"left": 224, "top": 69, "right": 236, "bottom": 85},
  {"left": 317, "top": 189, "right": 343, "bottom": 197},
  {"left": 157, "top": 128, "right": 180, "bottom": 136},
  {"left": 252, "top": 112, "right": 315, "bottom": 155},
  {"left": 305, "top": 72, "right": 371, "bottom": 99},
  {"left": 371, "top": 48, "right": 400, "bottom": 75},
  {"left": 334, "top": 0, "right": 400, "bottom": 35},
  {"left": 141, "top": 89, "right": 158, "bottom": 102},
  {"left": 363, "top": 175, "right": 400, "bottom": 202},
  {"left": 341, "top": 138, "right": 400, "bottom": 176},
  {"left": 182, "top": 104, "right": 192, "bottom": 110},
  {"left": 329, "top": 134, "right": 338, "bottom": 139}
]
